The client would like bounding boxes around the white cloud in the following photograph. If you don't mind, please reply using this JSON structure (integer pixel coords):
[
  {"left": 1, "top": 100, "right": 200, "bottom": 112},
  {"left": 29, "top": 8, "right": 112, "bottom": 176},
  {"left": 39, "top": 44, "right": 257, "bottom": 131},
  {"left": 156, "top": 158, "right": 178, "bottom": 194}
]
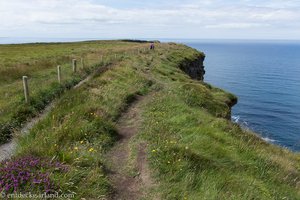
[
  {"left": 0, "top": 0, "right": 299, "bottom": 39},
  {"left": 205, "top": 23, "right": 270, "bottom": 29}
]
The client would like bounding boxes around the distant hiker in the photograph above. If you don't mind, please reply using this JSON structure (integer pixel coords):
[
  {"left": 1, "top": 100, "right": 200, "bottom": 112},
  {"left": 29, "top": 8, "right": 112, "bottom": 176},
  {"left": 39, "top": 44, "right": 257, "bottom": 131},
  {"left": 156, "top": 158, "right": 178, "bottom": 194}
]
[{"left": 150, "top": 43, "right": 155, "bottom": 50}]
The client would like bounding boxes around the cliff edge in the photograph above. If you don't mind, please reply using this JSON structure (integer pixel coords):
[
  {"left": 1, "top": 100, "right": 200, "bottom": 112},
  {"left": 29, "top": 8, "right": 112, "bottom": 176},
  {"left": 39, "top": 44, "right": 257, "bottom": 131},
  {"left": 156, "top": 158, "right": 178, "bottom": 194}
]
[{"left": 1, "top": 41, "right": 299, "bottom": 200}]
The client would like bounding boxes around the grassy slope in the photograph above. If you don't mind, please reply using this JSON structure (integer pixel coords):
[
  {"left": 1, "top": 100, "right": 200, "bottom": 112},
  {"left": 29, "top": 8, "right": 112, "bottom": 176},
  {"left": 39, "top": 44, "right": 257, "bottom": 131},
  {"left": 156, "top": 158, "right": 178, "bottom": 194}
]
[
  {"left": 138, "top": 46, "right": 300, "bottom": 199},
  {"left": 3, "top": 41, "right": 300, "bottom": 199},
  {"left": 0, "top": 41, "right": 146, "bottom": 143}
]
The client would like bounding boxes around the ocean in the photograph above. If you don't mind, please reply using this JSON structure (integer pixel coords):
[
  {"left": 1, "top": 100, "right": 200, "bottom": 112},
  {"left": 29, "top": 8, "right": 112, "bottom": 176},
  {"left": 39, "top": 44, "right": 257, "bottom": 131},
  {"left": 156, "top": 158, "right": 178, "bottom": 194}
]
[
  {"left": 183, "top": 40, "right": 300, "bottom": 151},
  {"left": 1, "top": 38, "right": 300, "bottom": 151}
]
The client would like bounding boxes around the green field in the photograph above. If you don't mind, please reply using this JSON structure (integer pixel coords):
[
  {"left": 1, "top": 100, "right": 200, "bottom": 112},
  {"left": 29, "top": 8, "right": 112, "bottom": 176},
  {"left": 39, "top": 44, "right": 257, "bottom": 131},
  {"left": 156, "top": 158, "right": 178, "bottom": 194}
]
[
  {"left": 0, "top": 41, "right": 299, "bottom": 199},
  {"left": 0, "top": 40, "right": 147, "bottom": 143}
]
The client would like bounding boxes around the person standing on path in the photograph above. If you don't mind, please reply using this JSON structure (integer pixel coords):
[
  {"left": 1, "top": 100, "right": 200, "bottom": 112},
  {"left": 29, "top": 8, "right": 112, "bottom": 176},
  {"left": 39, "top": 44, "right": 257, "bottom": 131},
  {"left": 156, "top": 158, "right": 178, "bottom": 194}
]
[{"left": 150, "top": 42, "right": 155, "bottom": 50}]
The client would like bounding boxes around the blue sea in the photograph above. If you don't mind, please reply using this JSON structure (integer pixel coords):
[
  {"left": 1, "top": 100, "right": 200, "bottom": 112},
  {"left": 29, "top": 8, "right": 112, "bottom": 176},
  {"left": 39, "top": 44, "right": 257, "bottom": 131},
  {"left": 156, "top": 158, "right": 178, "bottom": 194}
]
[
  {"left": 1, "top": 38, "right": 300, "bottom": 151},
  {"left": 182, "top": 40, "right": 300, "bottom": 151}
]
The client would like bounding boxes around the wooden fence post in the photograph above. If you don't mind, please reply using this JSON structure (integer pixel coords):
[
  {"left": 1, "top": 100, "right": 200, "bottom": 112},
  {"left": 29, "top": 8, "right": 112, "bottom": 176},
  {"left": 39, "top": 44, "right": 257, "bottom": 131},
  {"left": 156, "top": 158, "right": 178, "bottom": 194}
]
[
  {"left": 22, "top": 76, "right": 29, "bottom": 103},
  {"left": 57, "top": 65, "right": 61, "bottom": 83},
  {"left": 72, "top": 59, "right": 77, "bottom": 72}
]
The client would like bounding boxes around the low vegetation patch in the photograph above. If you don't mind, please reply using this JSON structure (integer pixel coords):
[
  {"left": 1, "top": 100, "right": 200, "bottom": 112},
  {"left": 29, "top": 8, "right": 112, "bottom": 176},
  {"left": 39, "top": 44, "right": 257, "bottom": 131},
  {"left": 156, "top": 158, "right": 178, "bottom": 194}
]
[{"left": 0, "top": 156, "right": 68, "bottom": 194}]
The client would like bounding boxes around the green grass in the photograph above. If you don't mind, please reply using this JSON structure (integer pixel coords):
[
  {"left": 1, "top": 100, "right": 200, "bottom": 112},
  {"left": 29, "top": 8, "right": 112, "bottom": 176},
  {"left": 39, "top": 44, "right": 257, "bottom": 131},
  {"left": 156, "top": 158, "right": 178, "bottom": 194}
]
[
  {"left": 12, "top": 44, "right": 153, "bottom": 198},
  {"left": 17, "top": 65, "right": 151, "bottom": 197},
  {"left": 141, "top": 91, "right": 300, "bottom": 199},
  {"left": 0, "top": 40, "right": 142, "bottom": 82},
  {"left": 0, "top": 40, "right": 149, "bottom": 143},
  {"left": 1, "top": 41, "right": 300, "bottom": 199},
  {"left": 137, "top": 45, "right": 300, "bottom": 199}
]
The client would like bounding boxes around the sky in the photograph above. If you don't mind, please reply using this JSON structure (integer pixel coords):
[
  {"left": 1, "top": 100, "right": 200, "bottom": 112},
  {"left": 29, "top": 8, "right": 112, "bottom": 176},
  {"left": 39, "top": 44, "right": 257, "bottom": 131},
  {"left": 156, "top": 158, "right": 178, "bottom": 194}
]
[{"left": 0, "top": 0, "right": 299, "bottom": 40}]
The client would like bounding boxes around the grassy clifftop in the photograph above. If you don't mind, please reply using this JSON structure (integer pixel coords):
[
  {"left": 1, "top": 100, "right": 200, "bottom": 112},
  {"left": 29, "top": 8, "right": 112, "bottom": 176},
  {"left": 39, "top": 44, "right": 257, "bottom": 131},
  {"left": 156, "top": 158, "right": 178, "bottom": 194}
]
[
  {"left": 0, "top": 41, "right": 143, "bottom": 143},
  {"left": 0, "top": 41, "right": 299, "bottom": 199}
]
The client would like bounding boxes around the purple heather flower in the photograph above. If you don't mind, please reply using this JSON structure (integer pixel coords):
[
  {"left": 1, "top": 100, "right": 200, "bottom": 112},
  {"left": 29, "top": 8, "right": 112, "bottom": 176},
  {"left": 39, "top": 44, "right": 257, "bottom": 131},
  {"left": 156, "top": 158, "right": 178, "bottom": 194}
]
[{"left": 0, "top": 156, "right": 68, "bottom": 194}]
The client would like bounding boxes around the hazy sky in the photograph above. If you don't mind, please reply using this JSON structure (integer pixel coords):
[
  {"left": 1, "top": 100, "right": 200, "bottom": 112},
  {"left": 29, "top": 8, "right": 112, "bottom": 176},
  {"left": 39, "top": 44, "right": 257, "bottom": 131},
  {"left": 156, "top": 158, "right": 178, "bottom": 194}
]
[{"left": 0, "top": 0, "right": 299, "bottom": 39}]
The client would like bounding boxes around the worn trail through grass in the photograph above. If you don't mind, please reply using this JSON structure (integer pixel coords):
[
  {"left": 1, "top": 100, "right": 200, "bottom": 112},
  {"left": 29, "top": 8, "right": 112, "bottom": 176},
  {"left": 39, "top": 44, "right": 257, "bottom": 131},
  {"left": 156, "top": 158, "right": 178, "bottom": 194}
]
[
  {"left": 0, "top": 64, "right": 113, "bottom": 162},
  {"left": 2, "top": 42, "right": 299, "bottom": 199},
  {"left": 106, "top": 94, "right": 155, "bottom": 200}
]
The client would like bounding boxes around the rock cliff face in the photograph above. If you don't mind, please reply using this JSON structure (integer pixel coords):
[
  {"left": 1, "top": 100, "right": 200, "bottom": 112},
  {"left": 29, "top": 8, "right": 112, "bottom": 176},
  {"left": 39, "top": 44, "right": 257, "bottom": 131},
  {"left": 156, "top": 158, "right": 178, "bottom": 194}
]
[
  {"left": 179, "top": 55, "right": 206, "bottom": 81},
  {"left": 180, "top": 54, "right": 237, "bottom": 119}
]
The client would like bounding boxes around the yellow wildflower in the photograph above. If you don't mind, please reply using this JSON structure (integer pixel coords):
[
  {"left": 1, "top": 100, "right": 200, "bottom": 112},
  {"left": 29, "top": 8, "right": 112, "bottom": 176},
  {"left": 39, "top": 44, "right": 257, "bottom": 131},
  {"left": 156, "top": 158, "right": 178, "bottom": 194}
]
[
  {"left": 74, "top": 147, "right": 79, "bottom": 150},
  {"left": 89, "top": 148, "right": 94, "bottom": 152}
]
